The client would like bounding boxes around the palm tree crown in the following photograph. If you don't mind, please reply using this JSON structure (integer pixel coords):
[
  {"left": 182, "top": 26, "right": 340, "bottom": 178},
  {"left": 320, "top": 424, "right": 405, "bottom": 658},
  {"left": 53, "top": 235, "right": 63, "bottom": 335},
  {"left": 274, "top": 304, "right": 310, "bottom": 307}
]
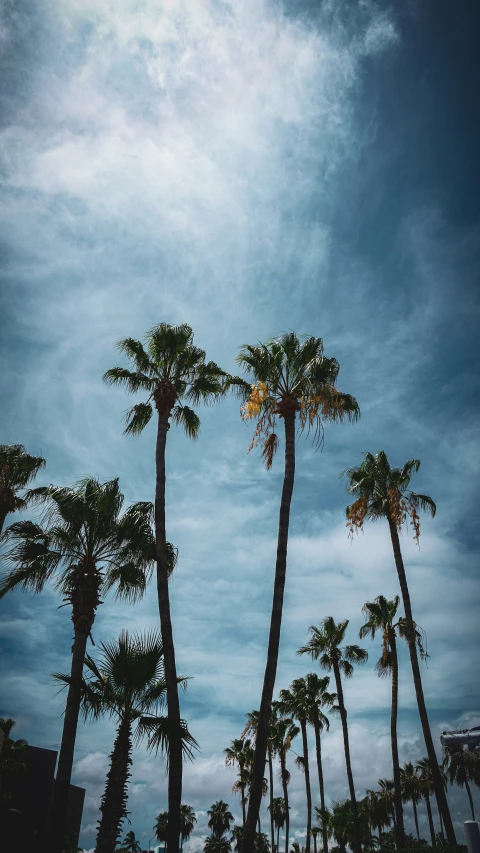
[
  {"left": 0, "top": 444, "right": 46, "bottom": 533},
  {"left": 236, "top": 332, "right": 359, "bottom": 468},
  {"left": 207, "top": 801, "right": 234, "bottom": 838},
  {"left": 122, "top": 830, "right": 141, "bottom": 852},
  {"left": 343, "top": 451, "right": 435, "bottom": 543},
  {"left": 298, "top": 618, "right": 368, "bottom": 676}
]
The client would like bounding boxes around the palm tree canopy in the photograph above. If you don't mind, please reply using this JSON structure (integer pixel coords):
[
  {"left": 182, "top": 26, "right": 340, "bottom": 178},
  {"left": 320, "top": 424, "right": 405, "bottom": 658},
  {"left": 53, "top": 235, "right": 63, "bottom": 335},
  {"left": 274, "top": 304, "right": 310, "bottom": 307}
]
[
  {"left": 0, "top": 444, "right": 46, "bottom": 514},
  {"left": 103, "top": 322, "right": 229, "bottom": 438},
  {"left": 443, "top": 745, "right": 480, "bottom": 788},
  {"left": 233, "top": 332, "right": 359, "bottom": 468},
  {"left": 0, "top": 478, "right": 157, "bottom": 608},
  {"left": 298, "top": 617, "right": 368, "bottom": 678},
  {"left": 400, "top": 762, "right": 423, "bottom": 805},
  {"left": 180, "top": 804, "right": 197, "bottom": 840},
  {"left": 359, "top": 595, "right": 400, "bottom": 677},
  {"left": 269, "top": 797, "right": 287, "bottom": 829},
  {"left": 207, "top": 800, "right": 234, "bottom": 837},
  {"left": 122, "top": 830, "right": 141, "bottom": 852},
  {"left": 204, "top": 835, "right": 232, "bottom": 853},
  {"left": 343, "top": 451, "right": 436, "bottom": 542},
  {"left": 154, "top": 811, "right": 169, "bottom": 842}
]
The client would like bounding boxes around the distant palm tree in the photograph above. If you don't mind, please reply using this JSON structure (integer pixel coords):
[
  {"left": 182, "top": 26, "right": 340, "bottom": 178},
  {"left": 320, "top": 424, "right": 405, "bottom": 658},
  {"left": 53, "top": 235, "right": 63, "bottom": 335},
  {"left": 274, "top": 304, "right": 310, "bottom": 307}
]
[
  {"left": 180, "top": 804, "right": 197, "bottom": 851},
  {"left": 122, "top": 831, "right": 141, "bottom": 853},
  {"left": 0, "top": 444, "right": 45, "bottom": 534},
  {"left": 363, "top": 790, "right": 390, "bottom": 844},
  {"left": 400, "top": 762, "right": 423, "bottom": 841},
  {"left": 299, "top": 618, "right": 368, "bottom": 853},
  {"left": 56, "top": 631, "right": 197, "bottom": 853},
  {"left": 309, "top": 827, "right": 321, "bottom": 853},
  {"left": 377, "top": 779, "right": 396, "bottom": 831},
  {"left": 225, "top": 738, "right": 253, "bottom": 827},
  {"left": 344, "top": 451, "right": 455, "bottom": 844},
  {"left": 302, "top": 673, "right": 335, "bottom": 853},
  {"left": 243, "top": 706, "right": 279, "bottom": 851},
  {"left": 0, "top": 477, "right": 155, "bottom": 853},
  {"left": 270, "top": 708, "right": 298, "bottom": 853},
  {"left": 443, "top": 744, "right": 480, "bottom": 821},
  {"left": 154, "top": 811, "right": 168, "bottom": 850},
  {"left": 204, "top": 835, "right": 232, "bottom": 853},
  {"left": 278, "top": 679, "right": 314, "bottom": 853},
  {"left": 233, "top": 332, "right": 359, "bottom": 851},
  {"left": 207, "top": 801, "right": 234, "bottom": 839},
  {"left": 269, "top": 797, "right": 286, "bottom": 852},
  {"left": 416, "top": 758, "right": 437, "bottom": 846},
  {"left": 104, "top": 322, "right": 228, "bottom": 853}
]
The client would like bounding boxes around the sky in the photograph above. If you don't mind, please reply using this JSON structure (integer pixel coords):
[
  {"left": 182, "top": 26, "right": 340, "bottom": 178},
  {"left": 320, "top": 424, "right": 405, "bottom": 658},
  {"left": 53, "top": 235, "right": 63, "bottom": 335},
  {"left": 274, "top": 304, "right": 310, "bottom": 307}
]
[{"left": 0, "top": 0, "right": 479, "bottom": 849}]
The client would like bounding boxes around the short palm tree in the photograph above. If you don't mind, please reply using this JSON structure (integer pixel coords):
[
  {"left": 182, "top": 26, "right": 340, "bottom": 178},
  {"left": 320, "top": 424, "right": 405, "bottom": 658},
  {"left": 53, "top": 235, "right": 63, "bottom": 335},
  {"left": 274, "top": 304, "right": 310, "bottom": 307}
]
[
  {"left": 55, "top": 631, "right": 197, "bottom": 853},
  {"left": 278, "top": 680, "right": 314, "bottom": 853},
  {"left": 302, "top": 674, "right": 335, "bottom": 853},
  {"left": 243, "top": 707, "right": 279, "bottom": 851},
  {"left": 234, "top": 332, "right": 359, "bottom": 851},
  {"left": 416, "top": 758, "right": 437, "bottom": 846},
  {"left": 0, "top": 477, "right": 155, "bottom": 853},
  {"left": 104, "top": 323, "right": 228, "bottom": 853},
  {"left": 207, "top": 801, "right": 234, "bottom": 839},
  {"left": 204, "top": 835, "right": 232, "bottom": 853},
  {"left": 344, "top": 451, "right": 455, "bottom": 844},
  {"left": 377, "top": 779, "right": 396, "bottom": 830},
  {"left": 268, "top": 797, "right": 286, "bottom": 853},
  {"left": 270, "top": 708, "right": 299, "bottom": 853},
  {"left": 400, "top": 762, "right": 423, "bottom": 841},
  {"left": 443, "top": 745, "right": 480, "bottom": 821},
  {"left": 122, "top": 831, "right": 141, "bottom": 853},
  {"left": 363, "top": 790, "right": 390, "bottom": 844},
  {"left": 309, "top": 827, "right": 321, "bottom": 853},
  {"left": 298, "top": 618, "right": 368, "bottom": 853},
  {"left": 225, "top": 738, "right": 254, "bottom": 827},
  {"left": 180, "top": 804, "right": 197, "bottom": 851},
  {"left": 155, "top": 811, "right": 168, "bottom": 849},
  {"left": 0, "top": 444, "right": 46, "bottom": 534}
]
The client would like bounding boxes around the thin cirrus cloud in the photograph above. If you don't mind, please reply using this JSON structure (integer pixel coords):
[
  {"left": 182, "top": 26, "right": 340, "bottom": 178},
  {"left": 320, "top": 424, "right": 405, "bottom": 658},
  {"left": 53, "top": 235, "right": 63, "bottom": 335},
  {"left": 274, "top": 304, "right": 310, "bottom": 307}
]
[{"left": 0, "top": 0, "right": 479, "bottom": 849}]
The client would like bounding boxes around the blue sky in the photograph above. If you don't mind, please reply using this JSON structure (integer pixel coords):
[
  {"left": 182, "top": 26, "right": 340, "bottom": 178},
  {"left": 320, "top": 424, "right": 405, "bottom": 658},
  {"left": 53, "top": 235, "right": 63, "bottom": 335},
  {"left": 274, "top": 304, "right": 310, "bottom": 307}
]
[{"left": 1, "top": 0, "right": 479, "bottom": 849}]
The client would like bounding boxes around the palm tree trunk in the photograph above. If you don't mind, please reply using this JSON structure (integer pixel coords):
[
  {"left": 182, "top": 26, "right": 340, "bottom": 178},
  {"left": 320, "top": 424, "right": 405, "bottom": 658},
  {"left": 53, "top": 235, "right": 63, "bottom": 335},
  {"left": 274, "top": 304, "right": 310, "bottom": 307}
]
[
  {"left": 268, "top": 746, "right": 275, "bottom": 853},
  {"left": 387, "top": 519, "right": 456, "bottom": 845},
  {"left": 277, "top": 824, "right": 280, "bottom": 853},
  {"left": 412, "top": 799, "right": 420, "bottom": 841},
  {"left": 280, "top": 751, "right": 290, "bottom": 853},
  {"left": 155, "top": 412, "right": 182, "bottom": 853},
  {"left": 332, "top": 659, "right": 362, "bottom": 853},
  {"left": 258, "top": 814, "right": 262, "bottom": 834},
  {"left": 243, "top": 412, "right": 296, "bottom": 853},
  {"left": 389, "top": 633, "right": 406, "bottom": 849},
  {"left": 465, "top": 780, "right": 476, "bottom": 821},
  {"left": 439, "top": 808, "right": 444, "bottom": 837},
  {"left": 96, "top": 716, "right": 133, "bottom": 853},
  {"left": 50, "top": 628, "right": 88, "bottom": 853},
  {"left": 300, "top": 720, "right": 312, "bottom": 853},
  {"left": 313, "top": 715, "right": 328, "bottom": 853},
  {"left": 0, "top": 505, "right": 9, "bottom": 535},
  {"left": 425, "top": 794, "right": 436, "bottom": 846}
]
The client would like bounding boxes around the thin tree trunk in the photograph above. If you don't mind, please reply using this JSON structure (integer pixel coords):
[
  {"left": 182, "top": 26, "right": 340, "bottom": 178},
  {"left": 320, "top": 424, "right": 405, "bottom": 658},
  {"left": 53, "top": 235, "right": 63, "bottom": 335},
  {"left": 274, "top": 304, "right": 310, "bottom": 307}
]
[
  {"left": 388, "top": 519, "right": 456, "bottom": 845},
  {"left": 269, "top": 745, "right": 275, "bottom": 853},
  {"left": 243, "top": 413, "right": 296, "bottom": 853},
  {"left": 50, "top": 628, "right": 88, "bottom": 853},
  {"left": 300, "top": 720, "right": 312, "bottom": 853},
  {"left": 332, "top": 659, "right": 362, "bottom": 853},
  {"left": 258, "top": 814, "right": 261, "bottom": 834},
  {"left": 313, "top": 715, "right": 328, "bottom": 853},
  {"left": 313, "top": 832, "right": 318, "bottom": 853},
  {"left": 425, "top": 794, "right": 436, "bottom": 847},
  {"left": 412, "top": 799, "right": 420, "bottom": 841},
  {"left": 280, "top": 751, "right": 290, "bottom": 853},
  {"left": 439, "top": 808, "right": 444, "bottom": 836},
  {"left": 465, "top": 779, "right": 476, "bottom": 821},
  {"left": 277, "top": 824, "right": 280, "bottom": 853},
  {"left": 95, "top": 717, "right": 133, "bottom": 853},
  {"left": 389, "top": 632, "right": 406, "bottom": 849},
  {"left": 155, "top": 413, "right": 182, "bottom": 853}
]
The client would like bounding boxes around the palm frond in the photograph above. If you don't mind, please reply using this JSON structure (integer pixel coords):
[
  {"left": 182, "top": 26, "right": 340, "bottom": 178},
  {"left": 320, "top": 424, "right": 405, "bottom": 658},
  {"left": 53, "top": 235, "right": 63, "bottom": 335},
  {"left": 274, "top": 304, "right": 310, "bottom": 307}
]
[
  {"left": 116, "top": 337, "right": 154, "bottom": 375},
  {"left": 137, "top": 716, "right": 199, "bottom": 765},
  {"left": 171, "top": 404, "right": 200, "bottom": 439},
  {"left": 102, "top": 367, "right": 155, "bottom": 394},
  {"left": 124, "top": 402, "right": 154, "bottom": 436}
]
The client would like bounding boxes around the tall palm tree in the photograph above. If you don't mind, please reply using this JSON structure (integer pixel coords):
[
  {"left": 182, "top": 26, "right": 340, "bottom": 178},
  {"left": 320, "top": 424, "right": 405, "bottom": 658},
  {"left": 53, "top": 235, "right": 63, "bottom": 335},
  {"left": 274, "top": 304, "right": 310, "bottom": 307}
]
[
  {"left": 154, "top": 812, "right": 169, "bottom": 850},
  {"left": 270, "top": 708, "right": 299, "bottom": 853},
  {"left": 55, "top": 631, "right": 197, "bottom": 853},
  {"left": 298, "top": 618, "right": 368, "bottom": 853},
  {"left": 400, "top": 762, "right": 423, "bottom": 841},
  {"left": 207, "top": 801, "right": 234, "bottom": 839},
  {"left": 104, "top": 323, "right": 228, "bottom": 853},
  {"left": 302, "top": 674, "right": 335, "bottom": 853},
  {"left": 416, "top": 758, "right": 437, "bottom": 846},
  {"left": 443, "top": 744, "right": 480, "bottom": 821},
  {"left": 344, "top": 451, "right": 455, "bottom": 844},
  {"left": 122, "top": 831, "right": 141, "bottom": 853},
  {"left": 225, "top": 738, "right": 254, "bottom": 828},
  {"left": 0, "top": 477, "right": 155, "bottom": 853},
  {"left": 234, "top": 332, "right": 359, "bottom": 851},
  {"left": 278, "top": 680, "right": 314, "bottom": 853},
  {"left": 268, "top": 797, "right": 286, "bottom": 853},
  {"left": 0, "top": 444, "right": 46, "bottom": 534},
  {"left": 180, "top": 805, "right": 197, "bottom": 851}
]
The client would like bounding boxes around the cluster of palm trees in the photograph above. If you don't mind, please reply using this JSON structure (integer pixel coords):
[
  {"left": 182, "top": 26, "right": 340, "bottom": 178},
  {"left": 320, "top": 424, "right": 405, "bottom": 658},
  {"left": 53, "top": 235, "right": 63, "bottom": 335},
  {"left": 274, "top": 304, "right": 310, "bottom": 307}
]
[{"left": 0, "top": 326, "right": 477, "bottom": 853}]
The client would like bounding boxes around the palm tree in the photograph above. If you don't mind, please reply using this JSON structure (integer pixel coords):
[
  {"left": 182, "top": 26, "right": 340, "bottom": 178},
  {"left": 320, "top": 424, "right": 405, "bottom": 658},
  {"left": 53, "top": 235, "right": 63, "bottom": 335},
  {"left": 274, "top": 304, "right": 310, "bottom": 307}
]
[
  {"left": 204, "top": 835, "right": 232, "bottom": 853},
  {"left": 270, "top": 708, "right": 298, "bottom": 853},
  {"left": 180, "top": 805, "right": 197, "bottom": 851},
  {"left": 344, "top": 451, "right": 456, "bottom": 844},
  {"left": 104, "top": 323, "right": 228, "bottom": 853},
  {"left": 55, "top": 631, "right": 197, "bottom": 853},
  {"left": 309, "top": 827, "right": 321, "bottom": 853},
  {"left": 225, "top": 738, "right": 254, "bottom": 827},
  {"left": 400, "top": 762, "right": 422, "bottom": 841},
  {"left": 268, "top": 797, "right": 286, "bottom": 853},
  {"left": 443, "top": 744, "right": 480, "bottom": 821},
  {"left": 363, "top": 790, "right": 390, "bottom": 844},
  {"left": 122, "top": 831, "right": 141, "bottom": 853},
  {"left": 416, "top": 758, "right": 437, "bottom": 846},
  {"left": 377, "top": 779, "right": 396, "bottom": 831},
  {"left": 0, "top": 444, "right": 46, "bottom": 534},
  {"left": 155, "top": 812, "right": 169, "bottom": 850},
  {"left": 207, "top": 801, "right": 234, "bottom": 839},
  {"left": 0, "top": 477, "right": 155, "bottom": 853},
  {"left": 302, "top": 674, "right": 335, "bottom": 853},
  {"left": 278, "top": 680, "right": 314, "bottom": 853},
  {"left": 233, "top": 333, "right": 359, "bottom": 851},
  {"left": 298, "top": 618, "right": 368, "bottom": 853},
  {"left": 243, "top": 707, "right": 279, "bottom": 852}
]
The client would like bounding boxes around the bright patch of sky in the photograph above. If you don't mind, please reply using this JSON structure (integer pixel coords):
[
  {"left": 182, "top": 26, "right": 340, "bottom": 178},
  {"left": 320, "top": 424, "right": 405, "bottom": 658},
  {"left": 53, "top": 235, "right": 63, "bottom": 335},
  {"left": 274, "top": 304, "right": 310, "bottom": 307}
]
[{"left": 0, "top": 0, "right": 479, "bottom": 849}]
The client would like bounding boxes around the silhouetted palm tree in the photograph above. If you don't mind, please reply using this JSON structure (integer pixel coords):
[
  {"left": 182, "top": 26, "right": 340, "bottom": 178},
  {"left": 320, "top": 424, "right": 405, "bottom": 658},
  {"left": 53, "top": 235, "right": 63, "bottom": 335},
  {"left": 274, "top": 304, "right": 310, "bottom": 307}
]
[
  {"left": 0, "top": 444, "right": 45, "bottom": 534},
  {"left": 180, "top": 804, "right": 197, "bottom": 851},
  {"left": 270, "top": 707, "right": 298, "bottom": 853},
  {"left": 443, "top": 744, "right": 480, "bottom": 821},
  {"left": 400, "top": 762, "right": 423, "bottom": 841},
  {"left": 207, "top": 801, "right": 234, "bottom": 839}
]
